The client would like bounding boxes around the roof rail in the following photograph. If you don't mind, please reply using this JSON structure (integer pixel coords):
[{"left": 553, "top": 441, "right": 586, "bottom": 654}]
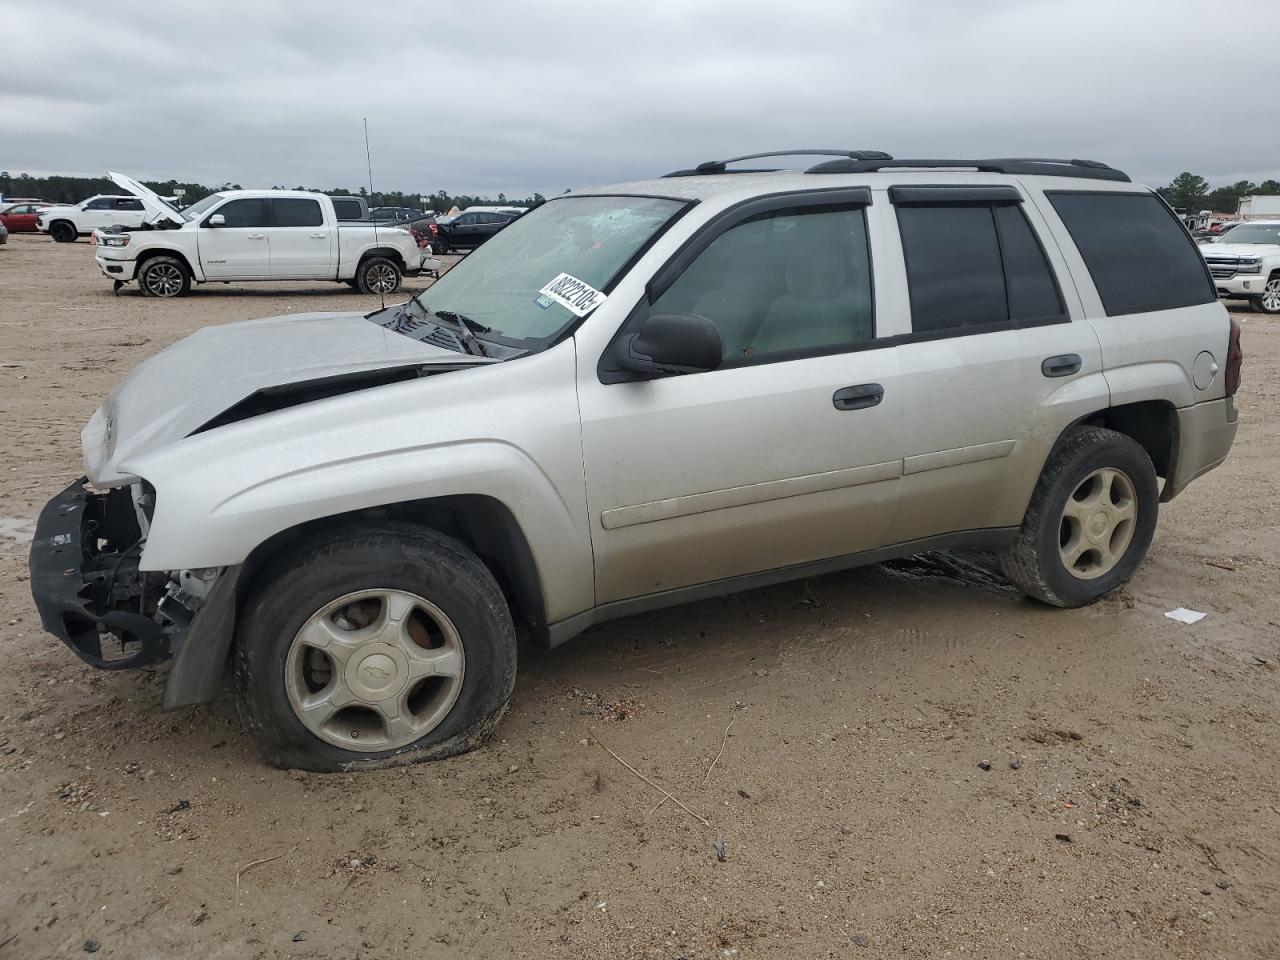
[
  {"left": 804, "top": 157, "right": 1130, "bottom": 182},
  {"left": 664, "top": 149, "right": 893, "bottom": 178}
]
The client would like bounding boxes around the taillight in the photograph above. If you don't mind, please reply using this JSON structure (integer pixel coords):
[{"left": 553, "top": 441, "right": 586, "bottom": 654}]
[
  {"left": 429, "top": 223, "right": 438, "bottom": 236},
  {"left": 1225, "top": 315, "right": 1243, "bottom": 396}
]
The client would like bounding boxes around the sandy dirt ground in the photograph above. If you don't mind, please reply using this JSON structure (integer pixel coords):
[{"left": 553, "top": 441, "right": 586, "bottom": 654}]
[{"left": 0, "top": 233, "right": 1277, "bottom": 959}]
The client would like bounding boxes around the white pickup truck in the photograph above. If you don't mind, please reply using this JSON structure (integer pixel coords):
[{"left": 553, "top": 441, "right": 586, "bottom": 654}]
[
  {"left": 1201, "top": 219, "right": 1280, "bottom": 314},
  {"left": 93, "top": 173, "right": 437, "bottom": 297}
]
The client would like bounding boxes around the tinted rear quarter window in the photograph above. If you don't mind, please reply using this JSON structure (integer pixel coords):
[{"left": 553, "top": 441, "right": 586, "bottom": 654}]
[
  {"left": 331, "top": 198, "right": 362, "bottom": 220},
  {"left": 995, "top": 205, "right": 1064, "bottom": 321},
  {"left": 1047, "top": 192, "right": 1215, "bottom": 316}
]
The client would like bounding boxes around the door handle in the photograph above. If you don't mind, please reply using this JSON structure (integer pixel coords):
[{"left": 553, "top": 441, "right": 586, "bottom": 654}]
[
  {"left": 1041, "top": 354, "right": 1082, "bottom": 378},
  {"left": 309, "top": 232, "right": 327, "bottom": 239},
  {"left": 246, "top": 233, "right": 266, "bottom": 240},
  {"left": 832, "top": 383, "right": 884, "bottom": 411}
]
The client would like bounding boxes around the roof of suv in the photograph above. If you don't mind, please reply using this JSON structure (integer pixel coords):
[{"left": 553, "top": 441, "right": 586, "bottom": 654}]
[{"left": 572, "top": 151, "right": 1144, "bottom": 204}]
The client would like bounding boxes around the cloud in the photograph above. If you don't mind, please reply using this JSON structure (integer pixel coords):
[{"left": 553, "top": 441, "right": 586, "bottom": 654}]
[{"left": 3, "top": 0, "right": 1277, "bottom": 194}]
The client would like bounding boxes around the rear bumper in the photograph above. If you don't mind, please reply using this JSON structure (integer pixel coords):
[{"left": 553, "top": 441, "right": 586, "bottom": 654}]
[
  {"left": 1163, "top": 397, "right": 1239, "bottom": 501},
  {"left": 28, "top": 478, "right": 169, "bottom": 669}
]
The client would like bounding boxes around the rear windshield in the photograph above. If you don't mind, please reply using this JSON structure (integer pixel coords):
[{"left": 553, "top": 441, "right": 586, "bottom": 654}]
[
  {"left": 393, "top": 195, "right": 686, "bottom": 345},
  {"left": 1047, "top": 192, "right": 1216, "bottom": 316}
]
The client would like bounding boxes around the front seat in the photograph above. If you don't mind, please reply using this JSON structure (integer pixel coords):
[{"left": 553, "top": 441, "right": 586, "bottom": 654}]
[{"left": 751, "top": 245, "right": 870, "bottom": 354}]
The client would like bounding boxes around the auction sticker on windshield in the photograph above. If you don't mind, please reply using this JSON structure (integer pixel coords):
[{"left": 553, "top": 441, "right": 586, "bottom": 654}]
[{"left": 537, "top": 273, "right": 607, "bottom": 316}]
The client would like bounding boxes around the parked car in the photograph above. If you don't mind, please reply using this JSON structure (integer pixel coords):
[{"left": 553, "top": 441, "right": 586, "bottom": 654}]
[
  {"left": 92, "top": 172, "right": 437, "bottom": 297},
  {"left": 1200, "top": 219, "right": 1280, "bottom": 313},
  {"left": 37, "top": 195, "right": 151, "bottom": 241},
  {"left": 29, "top": 150, "right": 1239, "bottom": 771},
  {"left": 0, "top": 202, "right": 51, "bottom": 232},
  {"left": 431, "top": 208, "right": 518, "bottom": 253},
  {"left": 0, "top": 220, "right": 7, "bottom": 245},
  {"left": 371, "top": 205, "right": 434, "bottom": 223},
  {"left": 1, "top": 202, "right": 46, "bottom": 231}
]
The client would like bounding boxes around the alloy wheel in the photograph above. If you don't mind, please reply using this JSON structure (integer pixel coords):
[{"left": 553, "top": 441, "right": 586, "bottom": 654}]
[
  {"left": 284, "top": 589, "right": 465, "bottom": 752},
  {"left": 143, "top": 263, "right": 183, "bottom": 297},
  {"left": 366, "top": 263, "right": 397, "bottom": 293},
  {"left": 1058, "top": 467, "right": 1137, "bottom": 579},
  {"left": 1262, "top": 278, "right": 1280, "bottom": 313}
]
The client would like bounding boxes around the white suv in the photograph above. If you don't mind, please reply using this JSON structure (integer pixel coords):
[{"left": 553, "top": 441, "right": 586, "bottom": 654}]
[
  {"left": 29, "top": 150, "right": 1241, "bottom": 771},
  {"left": 36, "top": 195, "right": 148, "bottom": 241}
]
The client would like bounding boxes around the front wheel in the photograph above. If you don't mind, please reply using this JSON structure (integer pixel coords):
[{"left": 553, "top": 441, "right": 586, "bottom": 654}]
[
  {"left": 356, "top": 256, "right": 402, "bottom": 295},
  {"left": 1000, "top": 426, "right": 1158, "bottom": 607},
  {"left": 1254, "top": 275, "right": 1280, "bottom": 315},
  {"left": 138, "top": 255, "right": 191, "bottom": 297},
  {"left": 236, "top": 525, "right": 517, "bottom": 771},
  {"left": 49, "top": 221, "right": 77, "bottom": 243}
]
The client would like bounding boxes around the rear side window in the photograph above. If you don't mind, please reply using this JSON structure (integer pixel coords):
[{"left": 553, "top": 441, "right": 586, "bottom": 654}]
[
  {"left": 272, "top": 198, "right": 324, "bottom": 227},
  {"left": 115, "top": 198, "right": 144, "bottom": 211},
  {"left": 211, "top": 198, "right": 266, "bottom": 228},
  {"left": 1047, "top": 192, "right": 1215, "bottom": 316},
  {"left": 897, "top": 204, "right": 1065, "bottom": 334},
  {"left": 330, "top": 198, "right": 362, "bottom": 220}
]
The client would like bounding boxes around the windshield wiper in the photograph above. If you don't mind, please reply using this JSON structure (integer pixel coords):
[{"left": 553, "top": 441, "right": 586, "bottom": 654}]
[{"left": 432, "top": 310, "right": 490, "bottom": 357}]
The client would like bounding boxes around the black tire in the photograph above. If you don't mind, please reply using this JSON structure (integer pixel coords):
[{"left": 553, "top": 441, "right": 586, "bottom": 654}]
[
  {"left": 1000, "top": 426, "right": 1158, "bottom": 607},
  {"left": 236, "top": 524, "right": 517, "bottom": 772},
  {"left": 49, "top": 221, "right": 77, "bottom": 243},
  {"left": 434, "top": 236, "right": 450, "bottom": 255},
  {"left": 356, "top": 256, "right": 402, "bottom": 295},
  {"left": 137, "top": 255, "right": 191, "bottom": 298},
  {"left": 1254, "top": 272, "right": 1280, "bottom": 315}
]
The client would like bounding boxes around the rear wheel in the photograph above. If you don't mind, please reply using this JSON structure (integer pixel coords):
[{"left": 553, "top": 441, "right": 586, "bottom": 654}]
[
  {"left": 49, "top": 221, "right": 77, "bottom": 243},
  {"left": 357, "top": 256, "right": 402, "bottom": 295},
  {"left": 138, "top": 255, "right": 191, "bottom": 298},
  {"left": 1000, "top": 426, "right": 1158, "bottom": 607},
  {"left": 237, "top": 525, "right": 517, "bottom": 771},
  {"left": 1255, "top": 274, "right": 1280, "bottom": 315},
  {"left": 434, "top": 235, "right": 450, "bottom": 255}
]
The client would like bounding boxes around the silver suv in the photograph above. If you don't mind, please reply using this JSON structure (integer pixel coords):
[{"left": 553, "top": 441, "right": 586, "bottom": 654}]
[{"left": 30, "top": 150, "right": 1241, "bottom": 771}]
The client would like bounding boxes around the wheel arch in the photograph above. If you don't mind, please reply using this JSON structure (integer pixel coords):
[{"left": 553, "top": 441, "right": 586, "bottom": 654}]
[
  {"left": 136, "top": 246, "right": 197, "bottom": 280},
  {"left": 239, "top": 494, "right": 550, "bottom": 645},
  {"left": 1047, "top": 399, "right": 1178, "bottom": 498},
  {"left": 357, "top": 247, "right": 408, "bottom": 272}
]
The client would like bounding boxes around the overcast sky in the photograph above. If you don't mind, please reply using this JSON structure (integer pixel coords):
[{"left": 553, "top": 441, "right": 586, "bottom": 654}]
[{"left": 4, "top": 0, "right": 1277, "bottom": 196}]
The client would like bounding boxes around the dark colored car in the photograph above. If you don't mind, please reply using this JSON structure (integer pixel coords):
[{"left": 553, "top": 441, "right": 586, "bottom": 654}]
[
  {"left": 432, "top": 209, "right": 519, "bottom": 254},
  {"left": 370, "top": 206, "right": 434, "bottom": 224}
]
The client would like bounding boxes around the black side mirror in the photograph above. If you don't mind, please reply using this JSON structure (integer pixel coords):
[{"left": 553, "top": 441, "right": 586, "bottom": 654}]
[{"left": 615, "top": 313, "right": 723, "bottom": 379}]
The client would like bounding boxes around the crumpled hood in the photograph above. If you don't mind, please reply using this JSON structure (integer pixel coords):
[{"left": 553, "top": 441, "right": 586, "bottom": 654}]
[
  {"left": 1202, "top": 242, "right": 1280, "bottom": 258},
  {"left": 84, "top": 310, "right": 493, "bottom": 485}
]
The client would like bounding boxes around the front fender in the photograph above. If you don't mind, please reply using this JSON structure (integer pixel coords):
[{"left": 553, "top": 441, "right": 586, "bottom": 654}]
[{"left": 121, "top": 345, "right": 593, "bottom": 621}]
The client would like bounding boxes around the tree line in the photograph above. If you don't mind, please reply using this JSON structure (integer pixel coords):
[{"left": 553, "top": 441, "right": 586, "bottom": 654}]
[
  {"left": 8, "top": 167, "right": 1277, "bottom": 217},
  {"left": 1158, "top": 172, "right": 1280, "bottom": 214},
  {"left": 0, "top": 171, "right": 547, "bottom": 212}
]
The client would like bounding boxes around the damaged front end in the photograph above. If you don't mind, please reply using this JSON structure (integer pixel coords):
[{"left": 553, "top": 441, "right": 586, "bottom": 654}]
[{"left": 28, "top": 478, "right": 217, "bottom": 674}]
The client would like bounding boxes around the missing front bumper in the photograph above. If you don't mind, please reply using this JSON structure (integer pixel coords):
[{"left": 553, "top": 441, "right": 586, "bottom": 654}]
[{"left": 28, "top": 478, "right": 170, "bottom": 669}]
